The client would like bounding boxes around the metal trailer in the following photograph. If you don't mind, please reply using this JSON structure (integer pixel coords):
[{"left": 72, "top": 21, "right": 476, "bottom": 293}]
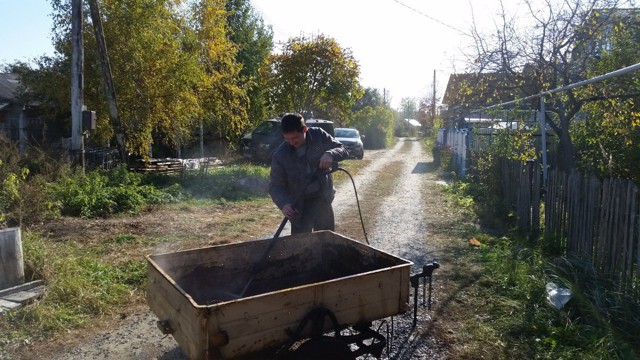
[{"left": 146, "top": 230, "right": 415, "bottom": 360}]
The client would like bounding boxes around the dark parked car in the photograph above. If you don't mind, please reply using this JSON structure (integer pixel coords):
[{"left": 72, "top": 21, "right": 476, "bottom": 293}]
[
  {"left": 241, "top": 118, "right": 335, "bottom": 163},
  {"left": 335, "top": 128, "right": 364, "bottom": 159}
]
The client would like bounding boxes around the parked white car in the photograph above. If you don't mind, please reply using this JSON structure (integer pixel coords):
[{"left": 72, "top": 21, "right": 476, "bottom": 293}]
[{"left": 335, "top": 128, "right": 364, "bottom": 159}]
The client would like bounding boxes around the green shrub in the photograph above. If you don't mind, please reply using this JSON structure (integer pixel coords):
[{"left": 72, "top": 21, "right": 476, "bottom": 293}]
[
  {"left": 49, "top": 166, "right": 186, "bottom": 218},
  {"left": 0, "top": 142, "right": 62, "bottom": 226},
  {"left": 106, "top": 186, "right": 145, "bottom": 215},
  {"left": 433, "top": 144, "right": 454, "bottom": 172}
]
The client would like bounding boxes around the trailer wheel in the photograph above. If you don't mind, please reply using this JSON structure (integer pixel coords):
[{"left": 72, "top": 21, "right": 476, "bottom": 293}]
[{"left": 292, "top": 336, "right": 354, "bottom": 360}]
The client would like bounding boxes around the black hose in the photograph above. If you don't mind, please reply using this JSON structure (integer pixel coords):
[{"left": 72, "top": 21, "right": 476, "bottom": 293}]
[{"left": 334, "top": 167, "right": 370, "bottom": 245}]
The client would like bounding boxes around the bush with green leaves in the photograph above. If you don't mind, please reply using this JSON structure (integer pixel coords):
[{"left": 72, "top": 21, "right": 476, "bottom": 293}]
[
  {"left": 0, "top": 142, "right": 62, "bottom": 227},
  {"left": 351, "top": 105, "right": 395, "bottom": 149},
  {"left": 49, "top": 165, "right": 187, "bottom": 218}
]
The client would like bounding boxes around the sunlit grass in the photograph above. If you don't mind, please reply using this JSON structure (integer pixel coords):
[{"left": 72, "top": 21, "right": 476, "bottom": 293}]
[{"left": 442, "top": 177, "right": 640, "bottom": 359}]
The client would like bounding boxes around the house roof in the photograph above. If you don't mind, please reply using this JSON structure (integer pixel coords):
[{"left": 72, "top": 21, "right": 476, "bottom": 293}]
[
  {"left": 443, "top": 73, "right": 531, "bottom": 107},
  {"left": 404, "top": 118, "right": 421, "bottom": 127},
  {"left": 442, "top": 71, "right": 543, "bottom": 110},
  {"left": 0, "top": 73, "right": 19, "bottom": 102}
]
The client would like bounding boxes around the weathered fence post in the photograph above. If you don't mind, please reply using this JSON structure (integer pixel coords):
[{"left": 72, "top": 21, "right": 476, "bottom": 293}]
[{"left": 0, "top": 227, "right": 24, "bottom": 290}]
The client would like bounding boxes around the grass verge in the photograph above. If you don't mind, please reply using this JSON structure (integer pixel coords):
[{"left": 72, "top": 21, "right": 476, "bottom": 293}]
[{"left": 439, "top": 176, "right": 640, "bottom": 359}]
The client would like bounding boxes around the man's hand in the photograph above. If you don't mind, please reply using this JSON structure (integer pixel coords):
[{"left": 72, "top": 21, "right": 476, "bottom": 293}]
[
  {"left": 318, "top": 153, "right": 333, "bottom": 169},
  {"left": 282, "top": 203, "right": 297, "bottom": 219}
]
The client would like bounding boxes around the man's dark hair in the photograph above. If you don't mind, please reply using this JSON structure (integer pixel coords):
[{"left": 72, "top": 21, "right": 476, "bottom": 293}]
[{"left": 281, "top": 113, "right": 305, "bottom": 133}]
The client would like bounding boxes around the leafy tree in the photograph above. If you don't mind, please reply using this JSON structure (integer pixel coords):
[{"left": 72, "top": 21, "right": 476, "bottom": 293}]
[
  {"left": 225, "top": 0, "right": 274, "bottom": 129},
  {"left": 9, "top": 57, "right": 71, "bottom": 140},
  {"left": 418, "top": 78, "right": 441, "bottom": 131},
  {"left": 265, "top": 34, "right": 364, "bottom": 122},
  {"left": 398, "top": 97, "right": 417, "bottom": 120},
  {"left": 14, "top": 0, "right": 248, "bottom": 157},
  {"left": 45, "top": 0, "right": 207, "bottom": 156},
  {"left": 351, "top": 105, "right": 394, "bottom": 149},
  {"left": 192, "top": 0, "right": 249, "bottom": 144},
  {"left": 464, "top": 0, "right": 635, "bottom": 171},
  {"left": 352, "top": 87, "right": 386, "bottom": 112},
  {"left": 574, "top": 10, "right": 640, "bottom": 181},
  {"left": 99, "top": 0, "right": 208, "bottom": 156}
]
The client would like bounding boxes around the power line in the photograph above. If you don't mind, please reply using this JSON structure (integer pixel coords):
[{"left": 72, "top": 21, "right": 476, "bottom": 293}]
[{"left": 391, "top": 0, "right": 471, "bottom": 37}]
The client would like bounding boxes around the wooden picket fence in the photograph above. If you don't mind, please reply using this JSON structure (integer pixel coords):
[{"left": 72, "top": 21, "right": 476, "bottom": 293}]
[
  {"left": 544, "top": 170, "right": 639, "bottom": 286},
  {"left": 501, "top": 161, "right": 639, "bottom": 287},
  {"left": 499, "top": 159, "right": 541, "bottom": 235},
  {"left": 438, "top": 128, "right": 638, "bottom": 286}
]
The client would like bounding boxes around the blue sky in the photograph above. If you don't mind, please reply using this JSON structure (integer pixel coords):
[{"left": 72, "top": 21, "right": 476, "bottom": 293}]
[
  {"left": 0, "top": 0, "right": 56, "bottom": 64},
  {"left": 0, "top": 0, "right": 521, "bottom": 108}
]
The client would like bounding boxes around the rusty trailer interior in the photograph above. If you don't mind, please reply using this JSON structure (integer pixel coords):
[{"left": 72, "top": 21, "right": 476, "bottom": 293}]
[{"left": 146, "top": 230, "right": 412, "bottom": 360}]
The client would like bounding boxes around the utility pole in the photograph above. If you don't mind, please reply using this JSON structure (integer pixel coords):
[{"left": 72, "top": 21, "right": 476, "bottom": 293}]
[
  {"left": 432, "top": 70, "right": 436, "bottom": 122},
  {"left": 71, "top": 0, "right": 84, "bottom": 169},
  {"left": 87, "top": 0, "right": 128, "bottom": 163}
]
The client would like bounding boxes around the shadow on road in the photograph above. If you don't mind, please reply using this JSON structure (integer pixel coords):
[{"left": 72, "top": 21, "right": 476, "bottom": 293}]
[{"left": 412, "top": 161, "right": 437, "bottom": 174}]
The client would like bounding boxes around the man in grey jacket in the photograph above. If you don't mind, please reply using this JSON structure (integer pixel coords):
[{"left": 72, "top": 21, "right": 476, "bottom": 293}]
[{"left": 269, "top": 113, "right": 349, "bottom": 234}]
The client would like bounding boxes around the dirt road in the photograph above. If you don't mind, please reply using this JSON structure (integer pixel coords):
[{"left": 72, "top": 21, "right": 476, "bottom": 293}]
[{"left": 43, "top": 137, "right": 455, "bottom": 360}]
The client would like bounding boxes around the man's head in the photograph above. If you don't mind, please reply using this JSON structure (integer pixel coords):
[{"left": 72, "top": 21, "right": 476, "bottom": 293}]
[{"left": 281, "top": 113, "right": 307, "bottom": 148}]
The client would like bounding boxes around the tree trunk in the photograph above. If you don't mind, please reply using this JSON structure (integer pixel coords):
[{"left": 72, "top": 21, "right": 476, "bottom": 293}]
[{"left": 557, "top": 127, "right": 576, "bottom": 172}]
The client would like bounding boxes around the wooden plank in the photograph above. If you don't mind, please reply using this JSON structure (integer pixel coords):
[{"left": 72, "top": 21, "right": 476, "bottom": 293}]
[
  {"left": 560, "top": 171, "right": 564, "bottom": 244},
  {"left": 570, "top": 173, "right": 582, "bottom": 254},
  {"left": 210, "top": 264, "right": 410, "bottom": 359},
  {"left": 146, "top": 258, "right": 208, "bottom": 360},
  {"left": 545, "top": 170, "right": 555, "bottom": 239},
  {"left": 638, "top": 207, "right": 640, "bottom": 277},
  {"left": 595, "top": 178, "right": 608, "bottom": 271},
  {"left": 0, "top": 280, "right": 44, "bottom": 297},
  {"left": 566, "top": 171, "right": 577, "bottom": 253},
  {"left": 624, "top": 183, "right": 636, "bottom": 283},
  {"left": 0, "top": 298, "right": 22, "bottom": 311},
  {"left": 554, "top": 170, "right": 562, "bottom": 246},
  {"left": 585, "top": 176, "right": 600, "bottom": 261},
  {"left": 531, "top": 162, "right": 541, "bottom": 235},
  {"left": 608, "top": 179, "right": 620, "bottom": 275},
  {"left": 617, "top": 180, "right": 629, "bottom": 280},
  {"left": 1, "top": 285, "right": 45, "bottom": 304},
  {"left": 0, "top": 227, "right": 24, "bottom": 290}
]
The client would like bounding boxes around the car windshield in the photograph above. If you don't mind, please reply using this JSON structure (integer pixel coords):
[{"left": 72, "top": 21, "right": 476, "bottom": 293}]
[
  {"left": 335, "top": 129, "right": 358, "bottom": 138},
  {"left": 253, "top": 121, "right": 279, "bottom": 135}
]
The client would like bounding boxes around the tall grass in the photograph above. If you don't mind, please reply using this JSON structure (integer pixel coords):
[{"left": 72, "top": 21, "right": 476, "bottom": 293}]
[
  {"left": 1, "top": 232, "right": 147, "bottom": 349},
  {"left": 445, "top": 177, "right": 640, "bottom": 359}
]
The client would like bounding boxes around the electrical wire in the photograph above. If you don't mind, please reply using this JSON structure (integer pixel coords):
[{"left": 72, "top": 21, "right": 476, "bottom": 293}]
[{"left": 390, "top": 0, "right": 471, "bottom": 37}]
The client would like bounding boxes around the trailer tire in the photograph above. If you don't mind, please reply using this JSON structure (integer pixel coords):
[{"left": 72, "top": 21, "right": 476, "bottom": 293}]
[{"left": 291, "top": 336, "right": 354, "bottom": 360}]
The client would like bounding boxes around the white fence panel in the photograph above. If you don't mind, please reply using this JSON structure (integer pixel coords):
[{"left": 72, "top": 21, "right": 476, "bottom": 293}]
[{"left": 437, "top": 128, "right": 468, "bottom": 178}]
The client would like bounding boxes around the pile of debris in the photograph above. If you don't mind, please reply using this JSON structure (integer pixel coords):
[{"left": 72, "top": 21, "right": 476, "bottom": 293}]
[
  {"left": 129, "top": 157, "right": 223, "bottom": 174},
  {"left": 0, "top": 280, "right": 45, "bottom": 313}
]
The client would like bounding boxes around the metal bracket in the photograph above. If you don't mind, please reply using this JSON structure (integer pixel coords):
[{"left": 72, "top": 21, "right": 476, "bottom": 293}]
[{"left": 409, "top": 262, "right": 440, "bottom": 327}]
